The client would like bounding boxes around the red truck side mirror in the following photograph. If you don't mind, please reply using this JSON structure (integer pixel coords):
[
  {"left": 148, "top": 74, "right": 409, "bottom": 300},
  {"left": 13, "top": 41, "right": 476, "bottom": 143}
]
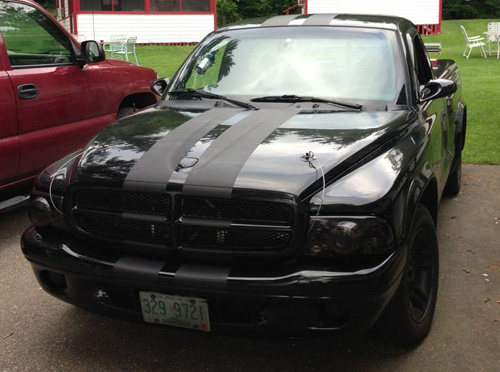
[{"left": 77, "top": 41, "right": 106, "bottom": 68}]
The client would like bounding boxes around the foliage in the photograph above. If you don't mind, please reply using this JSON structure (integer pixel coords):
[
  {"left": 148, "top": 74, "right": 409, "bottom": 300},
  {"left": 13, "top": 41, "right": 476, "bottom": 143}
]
[
  {"left": 217, "top": 0, "right": 241, "bottom": 26},
  {"left": 36, "top": 0, "right": 56, "bottom": 12},
  {"left": 217, "top": 0, "right": 300, "bottom": 26},
  {"left": 443, "top": 0, "right": 500, "bottom": 20}
]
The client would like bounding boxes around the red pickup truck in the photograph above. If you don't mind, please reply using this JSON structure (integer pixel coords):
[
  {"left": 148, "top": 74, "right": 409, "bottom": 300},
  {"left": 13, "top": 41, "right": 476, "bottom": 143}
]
[{"left": 0, "top": 0, "right": 157, "bottom": 204}]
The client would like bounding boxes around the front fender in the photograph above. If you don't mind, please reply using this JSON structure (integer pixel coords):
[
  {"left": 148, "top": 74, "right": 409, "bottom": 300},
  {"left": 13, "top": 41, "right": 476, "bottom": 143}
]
[{"left": 309, "top": 119, "right": 433, "bottom": 245}]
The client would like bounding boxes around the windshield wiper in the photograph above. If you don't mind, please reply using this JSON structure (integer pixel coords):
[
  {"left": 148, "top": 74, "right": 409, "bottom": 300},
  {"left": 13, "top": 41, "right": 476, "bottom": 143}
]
[
  {"left": 250, "top": 95, "right": 362, "bottom": 111},
  {"left": 168, "top": 89, "right": 257, "bottom": 110}
]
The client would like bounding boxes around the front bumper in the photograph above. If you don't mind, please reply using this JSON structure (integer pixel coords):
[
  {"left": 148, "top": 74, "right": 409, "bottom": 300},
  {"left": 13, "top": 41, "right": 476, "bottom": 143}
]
[{"left": 21, "top": 226, "right": 407, "bottom": 336}]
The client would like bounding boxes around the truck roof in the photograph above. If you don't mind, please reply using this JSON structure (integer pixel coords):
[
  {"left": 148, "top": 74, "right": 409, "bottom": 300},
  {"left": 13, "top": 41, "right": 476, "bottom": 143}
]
[{"left": 219, "top": 13, "right": 414, "bottom": 33}]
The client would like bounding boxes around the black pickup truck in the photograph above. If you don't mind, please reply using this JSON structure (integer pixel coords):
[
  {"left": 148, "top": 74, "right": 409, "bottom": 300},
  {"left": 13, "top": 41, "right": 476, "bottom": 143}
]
[{"left": 22, "top": 14, "right": 466, "bottom": 345}]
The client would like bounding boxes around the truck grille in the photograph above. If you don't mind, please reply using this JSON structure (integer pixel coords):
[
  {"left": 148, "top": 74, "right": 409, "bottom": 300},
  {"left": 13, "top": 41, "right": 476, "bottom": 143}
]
[
  {"left": 76, "top": 190, "right": 168, "bottom": 215},
  {"left": 181, "top": 197, "right": 292, "bottom": 224},
  {"left": 79, "top": 215, "right": 170, "bottom": 243},
  {"left": 180, "top": 228, "right": 290, "bottom": 251},
  {"left": 71, "top": 189, "right": 296, "bottom": 257}
]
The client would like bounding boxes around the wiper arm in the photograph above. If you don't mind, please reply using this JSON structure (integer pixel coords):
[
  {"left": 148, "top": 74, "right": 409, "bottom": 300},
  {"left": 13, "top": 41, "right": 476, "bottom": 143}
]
[
  {"left": 168, "top": 89, "right": 257, "bottom": 110},
  {"left": 250, "top": 95, "right": 362, "bottom": 111}
]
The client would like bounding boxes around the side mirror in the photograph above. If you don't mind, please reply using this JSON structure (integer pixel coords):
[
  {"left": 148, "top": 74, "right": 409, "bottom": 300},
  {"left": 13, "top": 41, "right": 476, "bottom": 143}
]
[
  {"left": 150, "top": 78, "right": 170, "bottom": 96},
  {"left": 419, "top": 79, "right": 457, "bottom": 103},
  {"left": 77, "top": 40, "right": 106, "bottom": 68}
]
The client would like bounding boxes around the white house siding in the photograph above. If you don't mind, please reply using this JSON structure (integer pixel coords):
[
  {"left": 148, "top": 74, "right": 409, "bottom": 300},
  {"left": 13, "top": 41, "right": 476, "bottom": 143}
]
[
  {"left": 56, "top": 0, "right": 71, "bottom": 32},
  {"left": 76, "top": 14, "right": 214, "bottom": 43},
  {"left": 63, "top": 0, "right": 69, "bottom": 17},
  {"left": 59, "top": 17, "right": 71, "bottom": 32},
  {"left": 307, "top": 0, "right": 440, "bottom": 25}
]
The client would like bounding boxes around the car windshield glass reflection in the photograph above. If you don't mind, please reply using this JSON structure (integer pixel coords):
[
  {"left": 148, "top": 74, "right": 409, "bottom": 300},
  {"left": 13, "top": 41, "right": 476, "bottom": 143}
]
[{"left": 172, "top": 27, "right": 404, "bottom": 105}]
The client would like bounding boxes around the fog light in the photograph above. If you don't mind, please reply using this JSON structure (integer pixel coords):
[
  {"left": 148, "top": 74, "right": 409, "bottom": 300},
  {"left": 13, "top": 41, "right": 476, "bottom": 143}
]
[
  {"left": 40, "top": 270, "right": 67, "bottom": 291},
  {"left": 29, "top": 197, "right": 53, "bottom": 228}
]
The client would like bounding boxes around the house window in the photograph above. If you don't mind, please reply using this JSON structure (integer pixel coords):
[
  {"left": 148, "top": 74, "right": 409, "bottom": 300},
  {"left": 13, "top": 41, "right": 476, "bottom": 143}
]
[
  {"left": 150, "top": 0, "right": 179, "bottom": 12},
  {"left": 114, "top": 0, "right": 145, "bottom": 11},
  {"left": 80, "top": 0, "right": 112, "bottom": 11},
  {"left": 181, "top": 0, "right": 210, "bottom": 11},
  {"left": 80, "top": 0, "right": 145, "bottom": 11},
  {"left": 150, "top": 0, "right": 210, "bottom": 12}
]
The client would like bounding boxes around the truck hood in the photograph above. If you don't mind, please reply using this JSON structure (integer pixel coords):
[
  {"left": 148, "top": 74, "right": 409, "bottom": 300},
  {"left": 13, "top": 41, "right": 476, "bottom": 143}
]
[{"left": 73, "top": 106, "right": 409, "bottom": 198}]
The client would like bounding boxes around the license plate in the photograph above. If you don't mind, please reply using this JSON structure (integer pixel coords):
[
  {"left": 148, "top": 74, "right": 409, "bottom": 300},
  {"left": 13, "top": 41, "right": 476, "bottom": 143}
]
[{"left": 139, "top": 292, "right": 210, "bottom": 332}]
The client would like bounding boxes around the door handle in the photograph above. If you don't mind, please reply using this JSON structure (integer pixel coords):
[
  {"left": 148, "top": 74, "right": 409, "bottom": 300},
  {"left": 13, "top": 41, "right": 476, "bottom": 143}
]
[{"left": 17, "top": 84, "right": 38, "bottom": 100}]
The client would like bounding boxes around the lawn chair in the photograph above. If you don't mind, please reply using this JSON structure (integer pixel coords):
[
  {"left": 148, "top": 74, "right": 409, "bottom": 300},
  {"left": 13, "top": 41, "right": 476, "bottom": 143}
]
[
  {"left": 460, "top": 25, "right": 487, "bottom": 59},
  {"left": 114, "top": 37, "right": 139, "bottom": 65},
  {"left": 487, "top": 22, "right": 500, "bottom": 56},
  {"left": 103, "top": 35, "right": 127, "bottom": 59}
]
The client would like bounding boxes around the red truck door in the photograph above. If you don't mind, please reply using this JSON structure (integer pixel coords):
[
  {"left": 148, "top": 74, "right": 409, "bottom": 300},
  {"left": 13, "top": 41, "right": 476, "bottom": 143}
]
[
  {"left": 0, "top": 67, "right": 19, "bottom": 186},
  {"left": 0, "top": 1, "right": 110, "bottom": 179}
]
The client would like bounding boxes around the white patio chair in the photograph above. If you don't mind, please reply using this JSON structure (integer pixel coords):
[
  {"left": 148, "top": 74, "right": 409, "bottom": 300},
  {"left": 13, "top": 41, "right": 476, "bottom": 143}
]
[
  {"left": 103, "top": 35, "right": 127, "bottom": 59},
  {"left": 460, "top": 25, "right": 487, "bottom": 59},
  {"left": 114, "top": 37, "right": 139, "bottom": 65},
  {"left": 487, "top": 22, "right": 500, "bottom": 56}
]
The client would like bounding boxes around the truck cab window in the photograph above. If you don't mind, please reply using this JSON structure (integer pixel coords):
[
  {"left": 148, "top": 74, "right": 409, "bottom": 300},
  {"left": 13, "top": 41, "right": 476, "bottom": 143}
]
[
  {"left": 413, "top": 35, "right": 433, "bottom": 85},
  {"left": 0, "top": 2, "right": 74, "bottom": 67}
]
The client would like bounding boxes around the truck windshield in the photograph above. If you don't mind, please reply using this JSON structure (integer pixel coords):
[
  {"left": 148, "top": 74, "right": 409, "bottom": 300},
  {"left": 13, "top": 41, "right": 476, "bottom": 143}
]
[{"left": 170, "top": 26, "right": 405, "bottom": 105}]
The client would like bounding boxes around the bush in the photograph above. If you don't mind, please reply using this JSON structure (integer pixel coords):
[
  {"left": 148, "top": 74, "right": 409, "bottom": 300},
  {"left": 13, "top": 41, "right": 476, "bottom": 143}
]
[
  {"left": 443, "top": 0, "right": 500, "bottom": 20},
  {"left": 217, "top": 0, "right": 299, "bottom": 27}
]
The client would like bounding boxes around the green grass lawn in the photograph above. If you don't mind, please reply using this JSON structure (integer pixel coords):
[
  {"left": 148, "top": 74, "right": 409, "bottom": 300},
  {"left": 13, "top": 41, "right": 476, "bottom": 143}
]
[
  {"left": 136, "top": 19, "right": 500, "bottom": 164},
  {"left": 423, "top": 19, "right": 500, "bottom": 164},
  {"left": 137, "top": 45, "right": 195, "bottom": 78}
]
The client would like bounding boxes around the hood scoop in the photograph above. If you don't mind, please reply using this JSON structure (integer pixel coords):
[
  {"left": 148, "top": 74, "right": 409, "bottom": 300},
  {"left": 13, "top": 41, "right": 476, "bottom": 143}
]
[{"left": 178, "top": 157, "right": 199, "bottom": 169}]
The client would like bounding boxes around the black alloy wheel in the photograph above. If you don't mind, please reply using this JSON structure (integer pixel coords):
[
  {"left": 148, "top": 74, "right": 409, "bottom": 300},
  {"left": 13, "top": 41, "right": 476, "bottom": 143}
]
[
  {"left": 406, "top": 222, "right": 437, "bottom": 324},
  {"left": 374, "top": 204, "right": 439, "bottom": 346}
]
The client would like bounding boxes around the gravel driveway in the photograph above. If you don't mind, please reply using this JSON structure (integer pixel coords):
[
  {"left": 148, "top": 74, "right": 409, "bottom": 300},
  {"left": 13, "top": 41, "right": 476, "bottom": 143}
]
[{"left": 0, "top": 164, "right": 498, "bottom": 372}]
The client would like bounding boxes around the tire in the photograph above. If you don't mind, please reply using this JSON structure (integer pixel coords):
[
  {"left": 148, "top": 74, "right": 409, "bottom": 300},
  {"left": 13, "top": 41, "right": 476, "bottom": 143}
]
[
  {"left": 117, "top": 106, "right": 135, "bottom": 119},
  {"left": 444, "top": 152, "right": 462, "bottom": 196},
  {"left": 375, "top": 205, "right": 439, "bottom": 346}
]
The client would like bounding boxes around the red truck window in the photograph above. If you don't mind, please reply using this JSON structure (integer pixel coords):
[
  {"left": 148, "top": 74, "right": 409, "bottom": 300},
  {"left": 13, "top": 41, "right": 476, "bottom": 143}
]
[{"left": 0, "top": 1, "right": 74, "bottom": 67}]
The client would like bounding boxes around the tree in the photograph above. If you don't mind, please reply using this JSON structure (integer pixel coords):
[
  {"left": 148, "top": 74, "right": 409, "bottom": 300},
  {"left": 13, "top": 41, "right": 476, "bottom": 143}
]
[
  {"left": 36, "top": 0, "right": 56, "bottom": 12},
  {"left": 238, "top": 0, "right": 299, "bottom": 19},
  {"left": 217, "top": 0, "right": 301, "bottom": 27},
  {"left": 217, "top": 0, "right": 241, "bottom": 27},
  {"left": 443, "top": 0, "right": 500, "bottom": 19}
]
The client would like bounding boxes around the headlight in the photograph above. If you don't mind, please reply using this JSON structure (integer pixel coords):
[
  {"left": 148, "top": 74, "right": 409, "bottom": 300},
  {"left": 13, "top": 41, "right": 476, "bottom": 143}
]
[
  {"left": 29, "top": 197, "right": 54, "bottom": 228},
  {"left": 306, "top": 217, "right": 395, "bottom": 258},
  {"left": 30, "top": 152, "right": 82, "bottom": 230},
  {"left": 35, "top": 151, "right": 82, "bottom": 192}
]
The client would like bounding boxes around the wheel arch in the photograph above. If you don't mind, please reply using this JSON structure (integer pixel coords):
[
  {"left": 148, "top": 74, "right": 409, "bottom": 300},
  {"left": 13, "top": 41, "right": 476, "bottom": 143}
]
[
  {"left": 405, "top": 170, "right": 439, "bottom": 241},
  {"left": 455, "top": 102, "right": 467, "bottom": 152},
  {"left": 416, "top": 177, "right": 438, "bottom": 226},
  {"left": 460, "top": 105, "right": 467, "bottom": 151},
  {"left": 118, "top": 92, "right": 157, "bottom": 113}
]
